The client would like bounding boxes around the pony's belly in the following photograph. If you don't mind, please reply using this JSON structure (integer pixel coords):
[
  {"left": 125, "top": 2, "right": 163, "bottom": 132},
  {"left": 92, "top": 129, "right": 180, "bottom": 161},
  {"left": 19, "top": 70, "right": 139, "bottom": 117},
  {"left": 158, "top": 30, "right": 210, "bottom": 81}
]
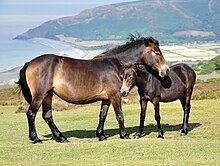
[
  {"left": 53, "top": 83, "right": 108, "bottom": 104},
  {"left": 55, "top": 93, "right": 108, "bottom": 104},
  {"left": 160, "top": 96, "right": 179, "bottom": 102},
  {"left": 160, "top": 90, "right": 185, "bottom": 102}
]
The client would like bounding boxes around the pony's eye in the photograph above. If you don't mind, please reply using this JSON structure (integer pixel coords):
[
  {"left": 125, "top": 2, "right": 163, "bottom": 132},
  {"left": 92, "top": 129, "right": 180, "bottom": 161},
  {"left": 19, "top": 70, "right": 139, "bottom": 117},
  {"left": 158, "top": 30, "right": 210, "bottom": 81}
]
[
  {"left": 155, "top": 52, "right": 160, "bottom": 55},
  {"left": 129, "top": 75, "right": 133, "bottom": 79}
]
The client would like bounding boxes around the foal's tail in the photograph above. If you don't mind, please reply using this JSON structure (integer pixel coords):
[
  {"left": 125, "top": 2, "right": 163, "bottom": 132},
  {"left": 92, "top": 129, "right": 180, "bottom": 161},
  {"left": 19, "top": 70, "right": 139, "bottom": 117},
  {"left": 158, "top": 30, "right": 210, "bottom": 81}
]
[{"left": 17, "top": 62, "right": 32, "bottom": 104}]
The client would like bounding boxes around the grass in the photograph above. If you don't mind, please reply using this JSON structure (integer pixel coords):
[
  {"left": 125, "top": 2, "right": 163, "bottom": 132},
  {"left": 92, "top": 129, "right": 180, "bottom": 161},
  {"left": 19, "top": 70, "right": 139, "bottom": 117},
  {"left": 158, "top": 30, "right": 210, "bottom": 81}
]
[
  {"left": 192, "top": 55, "right": 220, "bottom": 74},
  {"left": 0, "top": 99, "right": 219, "bottom": 165}
]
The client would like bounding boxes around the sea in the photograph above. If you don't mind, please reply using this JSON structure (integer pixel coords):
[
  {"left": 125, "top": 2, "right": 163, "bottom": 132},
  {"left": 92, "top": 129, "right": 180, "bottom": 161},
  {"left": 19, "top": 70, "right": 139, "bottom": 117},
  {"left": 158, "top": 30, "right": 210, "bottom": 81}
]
[
  {"left": 0, "top": 3, "right": 101, "bottom": 72},
  {"left": 0, "top": 37, "right": 87, "bottom": 72}
]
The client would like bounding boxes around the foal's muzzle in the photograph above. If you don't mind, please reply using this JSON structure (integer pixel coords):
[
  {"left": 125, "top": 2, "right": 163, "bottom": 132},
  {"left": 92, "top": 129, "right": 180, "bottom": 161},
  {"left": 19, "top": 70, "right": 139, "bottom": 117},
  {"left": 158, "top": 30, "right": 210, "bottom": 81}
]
[{"left": 120, "top": 89, "right": 129, "bottom": 97}]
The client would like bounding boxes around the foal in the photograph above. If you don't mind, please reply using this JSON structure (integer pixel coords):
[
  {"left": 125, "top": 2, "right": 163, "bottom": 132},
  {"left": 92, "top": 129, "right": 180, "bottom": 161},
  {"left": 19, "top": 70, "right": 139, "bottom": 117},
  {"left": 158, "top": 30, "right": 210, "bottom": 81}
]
[{"left": 120, "top": 64, "right": 196, "bottom": 138}]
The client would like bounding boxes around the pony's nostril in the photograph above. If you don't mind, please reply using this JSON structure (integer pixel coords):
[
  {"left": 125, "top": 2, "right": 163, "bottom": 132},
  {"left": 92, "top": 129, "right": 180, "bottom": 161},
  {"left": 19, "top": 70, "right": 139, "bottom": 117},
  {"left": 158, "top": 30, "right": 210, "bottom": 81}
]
[
  {"left": 160, "top": 65, "right": 170, "bottom": 77},
  {"left": 166, "top": 68, "right": 169, "bottom": 74}
]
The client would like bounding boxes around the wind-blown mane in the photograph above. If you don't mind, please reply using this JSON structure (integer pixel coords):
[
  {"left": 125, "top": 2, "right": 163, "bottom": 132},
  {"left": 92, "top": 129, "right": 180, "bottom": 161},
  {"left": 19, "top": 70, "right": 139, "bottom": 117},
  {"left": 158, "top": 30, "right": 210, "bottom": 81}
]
[
  {"left": 127, "top": 33, "right": 143, "bottom": 43},
  {"left": 127, "top": 33, "right": 159, "bottom": 46}
]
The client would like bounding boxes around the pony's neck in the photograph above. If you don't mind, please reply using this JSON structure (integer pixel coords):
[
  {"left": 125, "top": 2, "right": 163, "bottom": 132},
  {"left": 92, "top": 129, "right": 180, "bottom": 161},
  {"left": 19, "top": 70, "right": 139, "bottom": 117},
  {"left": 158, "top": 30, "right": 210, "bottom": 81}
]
[
  {"left": 101, "top": 57, "right": 125, "bottom": 76},
  {"left": 110, "top": 45, "right": 143, "bottom": 65},
  {"left": 96, "top": 39, "right": 145, "bottom": 65}
]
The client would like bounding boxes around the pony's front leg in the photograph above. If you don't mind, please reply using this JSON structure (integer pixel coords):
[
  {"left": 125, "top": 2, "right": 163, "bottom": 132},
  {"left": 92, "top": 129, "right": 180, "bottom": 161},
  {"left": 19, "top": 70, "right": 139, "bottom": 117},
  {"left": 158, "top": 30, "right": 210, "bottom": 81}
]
[
  {"left": 111, "top": 95, "right": 130, "bottom": 139},
  {"left": 42, "top": 94, "right": 69, "bottom": 143},
  {"left": 134, "top": 98, "right": 148, "bottom": 139},
  {"left": 153, "top": 100, "right": 164, "bottom": 139},
  {"left": 96, "top": 100, "right": 111, "bottom": 141},
  {"left": 26, "top": 99, "right": 42, "bottom": 144}
]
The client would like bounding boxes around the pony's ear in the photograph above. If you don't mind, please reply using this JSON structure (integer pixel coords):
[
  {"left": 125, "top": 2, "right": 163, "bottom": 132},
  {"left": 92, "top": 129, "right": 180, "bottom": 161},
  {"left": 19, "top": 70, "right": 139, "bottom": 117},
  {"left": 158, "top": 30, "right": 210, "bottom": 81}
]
[
  {"left": 144, "top": 38, "right": 150, "bottom": 47},
  {"left": 144, "top": 37, "right": 159, "bottom": 46}
]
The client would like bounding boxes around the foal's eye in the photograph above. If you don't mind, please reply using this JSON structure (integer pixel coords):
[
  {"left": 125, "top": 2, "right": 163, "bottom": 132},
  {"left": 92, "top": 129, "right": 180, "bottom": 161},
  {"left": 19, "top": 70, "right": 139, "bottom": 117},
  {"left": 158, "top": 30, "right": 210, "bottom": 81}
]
[{"left": 129, "top": 75, "right": 133, "bottom": 79}]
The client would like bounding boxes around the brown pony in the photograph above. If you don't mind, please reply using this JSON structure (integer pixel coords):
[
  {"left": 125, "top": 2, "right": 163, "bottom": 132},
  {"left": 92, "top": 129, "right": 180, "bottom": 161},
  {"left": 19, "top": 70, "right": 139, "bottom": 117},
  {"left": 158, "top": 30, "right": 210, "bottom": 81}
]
[{"left": 17, "top": 35, "right": 169, "bottom": 143}]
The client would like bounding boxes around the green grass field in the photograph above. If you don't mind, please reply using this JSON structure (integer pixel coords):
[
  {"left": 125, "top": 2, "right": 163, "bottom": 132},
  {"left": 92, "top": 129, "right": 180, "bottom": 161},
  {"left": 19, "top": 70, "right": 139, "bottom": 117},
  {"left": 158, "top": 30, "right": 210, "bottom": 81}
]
[{"left": 0, "top": 99, "right": 219, "bottom": 166}]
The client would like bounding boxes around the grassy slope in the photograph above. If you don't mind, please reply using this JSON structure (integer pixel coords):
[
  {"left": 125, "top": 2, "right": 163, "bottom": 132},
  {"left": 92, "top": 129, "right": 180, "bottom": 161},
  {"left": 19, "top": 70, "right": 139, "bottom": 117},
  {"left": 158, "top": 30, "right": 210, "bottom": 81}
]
[
  {"left": 192, "top": 55, "right": 220, "bottom": 74},
  {"left": 0, "top": 99, "right": 219, "bottom": 166}
]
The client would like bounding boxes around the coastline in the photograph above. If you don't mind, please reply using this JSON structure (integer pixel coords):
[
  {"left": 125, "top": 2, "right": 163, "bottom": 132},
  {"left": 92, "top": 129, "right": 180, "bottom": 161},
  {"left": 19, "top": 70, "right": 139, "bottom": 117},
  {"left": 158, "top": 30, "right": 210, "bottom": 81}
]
[{"left": 1, "top": 38, "right": 220, "bottom": 86}]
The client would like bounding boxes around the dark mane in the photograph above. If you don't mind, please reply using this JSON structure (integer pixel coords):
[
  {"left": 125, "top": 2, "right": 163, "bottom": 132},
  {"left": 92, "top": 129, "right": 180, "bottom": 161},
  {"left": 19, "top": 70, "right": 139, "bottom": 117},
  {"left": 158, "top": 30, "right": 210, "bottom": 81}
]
[
  {"left": 107, "top": 40, "right": 144, "bottom": 55},
  {"left": 98, "top": 34, "right": 160, "bottom": 57},
  {"left": 127, "top": 33, "right": 143, "bottom": 43},
  {"left": 99, "top": 34, "right": 145, "bottom": 56}
]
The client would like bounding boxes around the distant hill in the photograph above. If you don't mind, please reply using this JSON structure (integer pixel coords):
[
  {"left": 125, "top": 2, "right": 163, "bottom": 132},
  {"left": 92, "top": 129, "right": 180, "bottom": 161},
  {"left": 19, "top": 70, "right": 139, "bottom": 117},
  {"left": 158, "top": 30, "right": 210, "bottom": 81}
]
[{"left": 14, "top": 0, "right": 220, "bottom": 43}]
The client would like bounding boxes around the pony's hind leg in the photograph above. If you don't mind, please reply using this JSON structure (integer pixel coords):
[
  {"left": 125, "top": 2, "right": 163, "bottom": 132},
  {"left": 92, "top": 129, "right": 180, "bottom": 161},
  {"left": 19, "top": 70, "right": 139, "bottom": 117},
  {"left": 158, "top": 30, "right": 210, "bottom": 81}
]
[
  {"left": 96, "top": 100, "right": 111, "bottom": 141},
  {"left": 26, "top": 98, "right": 43, "bottom": 144},
  {"left": 42, "top": 92, "right": 69, "bottom": 143},
  {"left": 180, "top": 95, "right": 191, "bottom": 136},
  {"left": 153, "top": 100, "right": 164, "bottom": 139}
]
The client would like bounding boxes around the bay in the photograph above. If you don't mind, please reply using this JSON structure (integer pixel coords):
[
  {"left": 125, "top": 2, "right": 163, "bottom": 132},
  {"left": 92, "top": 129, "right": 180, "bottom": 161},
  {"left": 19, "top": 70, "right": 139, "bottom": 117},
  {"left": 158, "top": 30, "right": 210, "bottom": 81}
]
[{"left": 0, "top": 37, "right": 87, "bottom": 72}]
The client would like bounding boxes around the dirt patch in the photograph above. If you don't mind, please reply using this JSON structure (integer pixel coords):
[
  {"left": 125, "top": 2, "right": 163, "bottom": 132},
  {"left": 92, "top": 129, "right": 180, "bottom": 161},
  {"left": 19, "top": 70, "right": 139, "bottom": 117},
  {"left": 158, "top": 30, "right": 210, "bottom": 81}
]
[{"left": 196, "top": 73, "right": 220, "bottom": 80}]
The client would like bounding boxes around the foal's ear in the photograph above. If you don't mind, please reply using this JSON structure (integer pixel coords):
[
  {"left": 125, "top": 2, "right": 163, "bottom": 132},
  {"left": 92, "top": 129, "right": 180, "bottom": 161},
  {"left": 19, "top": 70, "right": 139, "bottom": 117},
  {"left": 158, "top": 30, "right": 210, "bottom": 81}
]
[{"left": 131, "top": 67, "right": 137, "bottom": 76}]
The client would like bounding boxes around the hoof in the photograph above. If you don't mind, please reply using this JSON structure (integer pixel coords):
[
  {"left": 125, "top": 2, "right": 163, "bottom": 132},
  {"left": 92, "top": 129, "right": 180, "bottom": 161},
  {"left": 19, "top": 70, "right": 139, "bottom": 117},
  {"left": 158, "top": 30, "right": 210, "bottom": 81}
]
[
  {"left": 180, "top": 128, "right": 188, "bottom": 136},
  {"left": 60, "top": 139, "right": 70, "bottom": 143},
  {"left": 180, "top": 132, "right": 187, "bottom": 136},
  {"left": 121, "top": 135, "right": 130, "bottom": 139},
  {"left": 133, "top": 134, "right": 141, "bottom": 139},
  {"left": 99, "top": 136, "right": 107, "bottom": 141},
  {"left": 33, "top": 139, "right": 42, "bottom": 144},
  {"left": 158, "top": 135, "right": 164, "bottom": 139},
  {"left": 56, "top": 137, "right": 69, "bottom": 143}
]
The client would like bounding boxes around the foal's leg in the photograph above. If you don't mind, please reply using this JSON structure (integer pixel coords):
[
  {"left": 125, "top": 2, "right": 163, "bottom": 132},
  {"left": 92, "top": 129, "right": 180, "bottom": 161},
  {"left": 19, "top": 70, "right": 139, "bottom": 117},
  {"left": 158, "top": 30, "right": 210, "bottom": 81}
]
[
  {"left": 42, "top": 92, "right": 68, "bottom": 143},
  {"left": 134, "top": 98, "right": 148, "bottom": 139},
  {"left": 26, "top": 97, "right": 43, "bottom": 144},
  {"left": 96, "top": 100, "right": 111, "bottom": 141},
  {"left": 180, "top": 95, "right": 191, "bottom": 136},
  {"left": 111, "top": 95, "right": 130, "bottom": 139},
  {"left": 153, "top": 100, "right": 164, "bottom": 139}
]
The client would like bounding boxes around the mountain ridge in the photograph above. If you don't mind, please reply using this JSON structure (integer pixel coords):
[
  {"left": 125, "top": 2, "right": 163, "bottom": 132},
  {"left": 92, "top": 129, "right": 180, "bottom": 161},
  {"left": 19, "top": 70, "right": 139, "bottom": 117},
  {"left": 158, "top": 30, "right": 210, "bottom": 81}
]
[{"left": 14, "top": 0, "right": 220, "bottom": 43}]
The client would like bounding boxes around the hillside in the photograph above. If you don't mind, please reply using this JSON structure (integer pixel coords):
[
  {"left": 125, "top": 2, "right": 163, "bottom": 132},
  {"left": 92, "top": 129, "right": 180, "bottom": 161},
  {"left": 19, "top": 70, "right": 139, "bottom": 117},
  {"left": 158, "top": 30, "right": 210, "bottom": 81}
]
[
  {"left": 14, "top": 0, "right": 220, "bottom": 43},
  {"left": 192, "top": 55, "right": 220, "bottom": 74}
]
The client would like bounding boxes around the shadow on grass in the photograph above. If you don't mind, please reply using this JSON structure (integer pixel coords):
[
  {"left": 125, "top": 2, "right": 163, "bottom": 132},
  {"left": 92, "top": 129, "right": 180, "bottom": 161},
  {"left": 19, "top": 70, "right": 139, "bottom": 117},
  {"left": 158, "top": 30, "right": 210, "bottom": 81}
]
[{"left": 43, "top": 123, "right": 201, "bottom": 140}]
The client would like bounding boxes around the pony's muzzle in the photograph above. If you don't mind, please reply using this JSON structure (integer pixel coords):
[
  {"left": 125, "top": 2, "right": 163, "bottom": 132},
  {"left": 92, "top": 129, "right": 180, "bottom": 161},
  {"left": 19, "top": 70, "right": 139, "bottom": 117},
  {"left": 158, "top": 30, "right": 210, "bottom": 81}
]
[{"left": 159, "top": 65, "right": 170, "bottom": 77}]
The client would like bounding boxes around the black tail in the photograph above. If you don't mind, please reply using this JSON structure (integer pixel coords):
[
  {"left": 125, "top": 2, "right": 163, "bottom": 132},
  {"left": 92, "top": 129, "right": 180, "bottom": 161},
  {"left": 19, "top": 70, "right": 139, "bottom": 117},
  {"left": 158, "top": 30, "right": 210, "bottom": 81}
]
[{"left": 17, "top": 62, "right": 32, "bottom": 104}]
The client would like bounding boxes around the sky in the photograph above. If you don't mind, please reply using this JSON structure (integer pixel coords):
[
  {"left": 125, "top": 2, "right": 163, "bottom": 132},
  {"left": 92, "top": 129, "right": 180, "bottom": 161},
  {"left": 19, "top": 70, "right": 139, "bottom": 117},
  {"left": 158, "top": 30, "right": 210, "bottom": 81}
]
[
  {"left": 1, "top": 0, "right": 135, "bottom": 5},
  {"left": 0, "top": 0, "right": 137, "bottom": 39}
]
